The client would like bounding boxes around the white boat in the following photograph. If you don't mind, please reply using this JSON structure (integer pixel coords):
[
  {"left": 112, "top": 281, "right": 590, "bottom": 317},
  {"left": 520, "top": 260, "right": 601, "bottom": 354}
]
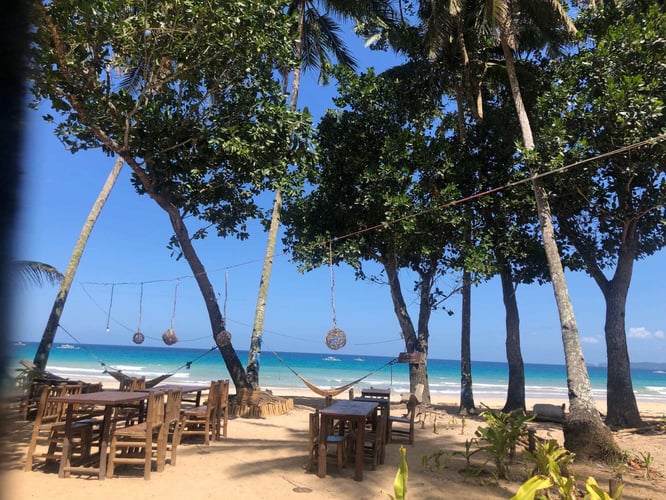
[
  {"left": 57, "top": 344, "right": 79, "bottom": 350},
  {"left": 354, "top": 357, "right": 365, "bottom": 362},
  {"left": 322, "top": 356, "right": 340, "bottom": 362}
]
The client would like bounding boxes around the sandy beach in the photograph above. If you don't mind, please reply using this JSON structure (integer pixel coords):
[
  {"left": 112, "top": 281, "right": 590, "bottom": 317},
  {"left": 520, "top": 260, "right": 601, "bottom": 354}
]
[{"left": 2, "top": 387, "right": 665, "bottom": 500}]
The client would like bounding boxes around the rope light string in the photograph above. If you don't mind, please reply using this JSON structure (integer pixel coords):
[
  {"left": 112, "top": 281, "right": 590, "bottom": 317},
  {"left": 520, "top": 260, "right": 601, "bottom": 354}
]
[{"left": 105, "top": 284, "right": 115, "bottom": 332}]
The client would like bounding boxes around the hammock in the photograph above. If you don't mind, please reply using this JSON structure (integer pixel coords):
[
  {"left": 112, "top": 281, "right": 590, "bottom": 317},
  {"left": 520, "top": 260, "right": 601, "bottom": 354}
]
[
  {"left": 276, "top": 354, "right": 397, "bottom": 398},
  {"left": 104, "top": 367, "right": 174, "bottom": 388}
]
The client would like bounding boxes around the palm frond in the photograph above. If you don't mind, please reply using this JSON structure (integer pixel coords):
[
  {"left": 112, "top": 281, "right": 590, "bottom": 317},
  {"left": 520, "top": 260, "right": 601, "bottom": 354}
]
[{"left": 13, "top": 261, "right": 64, "bottom": 287}]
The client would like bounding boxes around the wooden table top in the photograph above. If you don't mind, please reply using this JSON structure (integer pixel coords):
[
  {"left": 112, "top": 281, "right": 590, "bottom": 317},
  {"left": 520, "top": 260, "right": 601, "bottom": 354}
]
[
  {"left": 142, "top": 384, "right": 204, "bottom": 393},
  {"left": 361, "top": 387, "right": 391, "bottom": 398},
  {"left": 50, "top": 390, "right": 149, "bottom": 405},
  {"left": 320, "top": 400, "right": 378, "bottom": 418}
]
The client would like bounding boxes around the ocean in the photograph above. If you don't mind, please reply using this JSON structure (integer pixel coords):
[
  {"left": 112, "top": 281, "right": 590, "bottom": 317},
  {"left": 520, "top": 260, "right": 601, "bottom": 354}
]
[{"left": 7, "top": 342, "right": 666, "bottom": 403}]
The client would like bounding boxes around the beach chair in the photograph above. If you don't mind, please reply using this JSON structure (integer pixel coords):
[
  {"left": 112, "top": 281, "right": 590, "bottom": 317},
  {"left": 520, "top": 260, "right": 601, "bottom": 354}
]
[{"left": 107, "top": 390, "right": 166, "bottom": 480}]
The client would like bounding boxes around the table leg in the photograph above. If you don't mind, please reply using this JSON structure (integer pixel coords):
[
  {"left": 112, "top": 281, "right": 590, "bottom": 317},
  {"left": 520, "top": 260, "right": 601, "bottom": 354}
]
[
  {"left": 317, "top": 415, "right": 328, "bottom": 478},
  {"left": 98, "top": 406, "right": 114, "bottom": 480},
  {"left": 354, "top": 417, "right": 364, "bottom": 481},
  {"left": 58, "top": 405, "right": 74, "bottom": 478}
]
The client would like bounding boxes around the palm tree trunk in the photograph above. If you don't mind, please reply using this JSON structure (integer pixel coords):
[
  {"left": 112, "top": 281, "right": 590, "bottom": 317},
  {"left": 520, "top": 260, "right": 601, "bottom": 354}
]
[
  {"left": 499, "top": 31, "right": 619, "bottom": 460},
  {"left": 33, "top": 157, "right": 124, "bottom": 370},
  {"left": 247, "top": 190, "right": 282, "bottom": 387},
  {"left": 246, "top": 0, "right": 306, "bottom": 387}
]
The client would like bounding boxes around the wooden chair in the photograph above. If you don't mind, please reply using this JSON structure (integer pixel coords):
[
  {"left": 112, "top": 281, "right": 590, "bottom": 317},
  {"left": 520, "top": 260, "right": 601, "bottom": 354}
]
[
  {"left": 117, "top": 376, "right": 147, "bottom": 424},
  {"left": 107, "top": 390, "right": 166, "bottom": 480},
  {"left": 388, "top": 395, "right": 418, "bottom": 445},
  {"left": 24, "top": 385, "right": 98, "bottom": 471},
  {"left": 362, "top": 410, "right": 386, "bottom": 470},
  {"left": 163, "top": 388, "right": 182, "bottom": 466},
  {"left": 214, "top": 380, "right": 229, "bottom": 440},
  {"left": 179, "top": 380, "right": 219, "bottom": 445},
  {"left": 307, "top": 410, "right": 346, "bottom": 474}
]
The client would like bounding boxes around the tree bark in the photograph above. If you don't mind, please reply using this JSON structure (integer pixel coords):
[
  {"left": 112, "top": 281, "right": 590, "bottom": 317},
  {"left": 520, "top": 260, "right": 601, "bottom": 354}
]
[
  {"left": 459, "top": 269, "right": 475, "bottom": 414},
  {"left": 499, "top": 264, "right": 525, "bottom": 413},
  {"left": 33, "top": 157, "right": 124, "bottom": 370},
  {"left": 383, "top": 254, "right": 430, "bottom": 402},
  {"left": 558, "top": 218, "right": 643, "bottom": 428},
  {"left": 247, "top": 190, "right": 282, "bottom": 388},
  {"left": 500, "top": 29, "right": 619, "bottom": 460},
  {"left": 128, "top": 160, "right": 251, "bottom": 390}
]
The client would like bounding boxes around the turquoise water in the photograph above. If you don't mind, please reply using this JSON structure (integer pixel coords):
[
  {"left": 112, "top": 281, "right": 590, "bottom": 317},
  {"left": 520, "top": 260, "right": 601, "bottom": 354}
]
[{"left": 7, "top": 342, "right": 666, "bottom": 402}]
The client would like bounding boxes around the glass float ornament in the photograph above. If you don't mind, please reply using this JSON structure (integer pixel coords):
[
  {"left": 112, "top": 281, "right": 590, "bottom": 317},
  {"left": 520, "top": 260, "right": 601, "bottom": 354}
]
[
  {"left": 162, "top": 328, "right": 178, "bottom": 346},
  {"left": 132, "top": 331, "right": 145, "bottom": 344},
  {"left": 325, "top": 327, "right": 346, "bottom": 350},
  {"left": 216, "top": 328, "right": 232, "bottom": 346}
]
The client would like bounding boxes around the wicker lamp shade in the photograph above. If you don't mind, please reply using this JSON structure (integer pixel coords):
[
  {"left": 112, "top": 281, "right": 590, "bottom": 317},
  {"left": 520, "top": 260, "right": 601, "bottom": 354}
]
[
  {"left": 216, "top": 328, "right": 232, "bottom": 346},
  {"left": 325, "top": 327, "right": 346, "bottom": 350},
  {"left": 162, "top": 328, "right": 178, "bottom": 346},
  {"left": 132, "top": 331, "right": 145, "bottom": 344}
]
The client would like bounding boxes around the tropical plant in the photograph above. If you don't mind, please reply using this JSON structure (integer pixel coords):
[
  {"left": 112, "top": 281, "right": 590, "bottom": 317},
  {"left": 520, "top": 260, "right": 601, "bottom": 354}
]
[{"left": 474, "top": 408, "right": 533, "bottom": 480}]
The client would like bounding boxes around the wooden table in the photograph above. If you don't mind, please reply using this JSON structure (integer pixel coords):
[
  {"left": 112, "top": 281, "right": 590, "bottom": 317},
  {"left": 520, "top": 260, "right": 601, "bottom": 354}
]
[
  {"left": 51, "top": 390, "right": 150, "bottom": 479},
  {"left": 318, "top": 400, "right": 378, "bottom": 481}
]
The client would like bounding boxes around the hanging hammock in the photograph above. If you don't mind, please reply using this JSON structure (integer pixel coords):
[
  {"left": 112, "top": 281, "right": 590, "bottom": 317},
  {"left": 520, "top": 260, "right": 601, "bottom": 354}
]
[
  {"left": 103, "top": 367, "right": 174, "bottom": 388},
  {"left": 272, "top": 352, "right": 396, "bottom": 398}
]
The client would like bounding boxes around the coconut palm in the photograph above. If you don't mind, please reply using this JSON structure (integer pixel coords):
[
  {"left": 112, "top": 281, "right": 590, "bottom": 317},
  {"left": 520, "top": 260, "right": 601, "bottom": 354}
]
[
  {"left": 32, "top": 157, "right": 124, "bottom": 370},
  {"left": 247, "top": 0, "right": 397, "bottom": 387},
  {"left": 477, "top": 0, "right": 620, "bottom": 460}
]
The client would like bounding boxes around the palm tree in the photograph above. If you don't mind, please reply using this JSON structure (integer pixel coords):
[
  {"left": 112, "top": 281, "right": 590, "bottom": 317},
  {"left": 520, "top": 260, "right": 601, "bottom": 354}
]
[
  {"left": 480, "top": 0, "right": 620, "bottom": 460},
  {"left": 32, "top": 157, "right": 124, "bottom": 370},
  {"left": 247, "top": 1, "right": 396, "bottom": 387}
]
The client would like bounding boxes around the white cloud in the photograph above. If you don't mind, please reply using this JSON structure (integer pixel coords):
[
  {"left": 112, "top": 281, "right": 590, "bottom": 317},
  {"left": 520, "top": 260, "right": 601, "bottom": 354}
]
[
  {"left": 581, "top": 336, "right": 600, "bottom": 344},
  {"left": 628, "top": 327, "right": 665, "bottom": 340}
]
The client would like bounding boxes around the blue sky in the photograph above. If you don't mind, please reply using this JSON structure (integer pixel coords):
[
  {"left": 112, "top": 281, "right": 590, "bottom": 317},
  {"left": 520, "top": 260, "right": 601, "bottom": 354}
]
[{"left": 11, "top": 24, "right": 666, "bottom": 366}]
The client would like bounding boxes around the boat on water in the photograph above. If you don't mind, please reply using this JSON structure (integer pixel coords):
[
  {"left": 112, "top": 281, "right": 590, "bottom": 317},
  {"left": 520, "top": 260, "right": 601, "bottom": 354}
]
[
  {"left": 12, "top": 341, "right": 26, "bottom": 346},
  {"left": 354, "top": 358, "right": 365, "bottom": 362},
  {"left": 322, "top": 356, "right": 340, "bottom": 362},
  {"left": 56, "top": 344, "right": 80, "bottom": 350}
]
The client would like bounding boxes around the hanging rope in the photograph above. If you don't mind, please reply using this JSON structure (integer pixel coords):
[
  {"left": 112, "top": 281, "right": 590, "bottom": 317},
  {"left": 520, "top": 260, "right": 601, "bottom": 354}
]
[
  {"left": 133, "top": 283, "right": 145, "bottom": 344},
  {"left": 162, "top": 280, "right": 179, "bottom": 345},
  {"left": 325, "top": 240, "right": 346, "bottom": 350},
  {"left": 105, "top": 284, "right": 115, "bottom": 332}
]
